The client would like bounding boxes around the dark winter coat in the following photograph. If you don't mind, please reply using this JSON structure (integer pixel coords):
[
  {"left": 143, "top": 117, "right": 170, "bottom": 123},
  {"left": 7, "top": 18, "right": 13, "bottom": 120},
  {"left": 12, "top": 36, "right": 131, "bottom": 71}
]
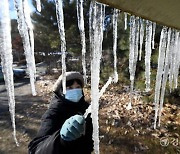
[{"left": 28, "top": 93, "right": 93, "bottom": 154}]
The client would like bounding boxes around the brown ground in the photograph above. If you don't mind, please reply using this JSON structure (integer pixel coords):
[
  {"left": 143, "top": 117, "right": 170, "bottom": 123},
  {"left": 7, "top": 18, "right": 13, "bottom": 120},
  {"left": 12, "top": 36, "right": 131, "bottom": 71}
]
[{"left": 0, "top": 75, "right": 179, "bottom": 154}]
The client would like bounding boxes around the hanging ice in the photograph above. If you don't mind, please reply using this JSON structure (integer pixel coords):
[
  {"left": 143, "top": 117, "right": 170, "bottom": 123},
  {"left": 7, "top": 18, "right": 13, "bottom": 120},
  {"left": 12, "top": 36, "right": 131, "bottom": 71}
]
[
  {"left": 23, "top": 0, "right": 37, "bottom": 95},
  {"left": 77, "top": 0, "right": 87, "bottom": 84},
  {"left": 24, "top": 0, "right": 34, "bottom": 55},
  {"left": 35, "top": 0, "right": 41, "bottom": 12},
  {"left": 173, "top": 33, "right": 180, "bottom": 88},
  {"left": 55, "top": 0, "right": 67, "bottom": 94},
  {"left": 154, "top": 28, "right": 180, "bottom": 128},
  {"left": 98, "top": 8, "right": 118, "bottom": 97},
  {"left": 127, "top": 16, "right": 139, "bottom": 110},
  {"left": 134, "top": 17, "right": 140, "bottom": 73},
  {"left": 124, "top": 12, "right": 127, "bottom": 30},
  {"left": 158, "top": 28, "right": 172, "bottom": 127},
  {"left": 152, "top": 22, "right": 156, "bottom": 49},
  {"left": 14, "top": 0, "right": 37, "bottom": 96},
  {"left": 145, "top": 20, "right": 152, "bottom": 92},
  {"left": 89, "top": 1, "right": 105, "bottom": 153},
  {"left": 169, "top": 31, "right": 176, "bottom": 91},
  {"left": 112, "top": 8, "right": 119, "bottom": 83},
  {"left": 154, "top": 27, "right": 168, "bottom": 129},
  {"left": 0, "top": 0, "right": 19, "bottom": 146},
  {"left": 169, "top": 31, "right": 180, "bottom": 90},
  {"left": 139, "top": 18, "right": 144, "bottom": 61}
]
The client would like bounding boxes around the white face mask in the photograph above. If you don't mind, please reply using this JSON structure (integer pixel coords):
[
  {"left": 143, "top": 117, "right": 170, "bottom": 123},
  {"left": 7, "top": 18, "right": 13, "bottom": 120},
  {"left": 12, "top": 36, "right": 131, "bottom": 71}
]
[{"left": 65, "top": 88, "right": 83, "bottom": 102}]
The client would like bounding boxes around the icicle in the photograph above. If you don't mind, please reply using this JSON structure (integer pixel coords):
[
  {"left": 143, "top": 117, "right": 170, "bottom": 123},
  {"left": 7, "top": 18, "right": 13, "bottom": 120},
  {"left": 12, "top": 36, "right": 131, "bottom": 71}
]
[
  {"left": 139, "top": 18, "right": 144, "bottom": 61},
  {"left": 127, "top": 16, "right": 139, "bottom": 110},
  {"left": 168, "top": 31, "right": 176, "bottom": 91},
  {"left": 55, "top": 0, "right": 67, "bottom": 94},
  {"left": 134, "top": 17, "right": 140, "bottom": 73},
  {"left": 112, "top": 8, "right": 119, "bottom": 83},
  {"left": 0, "top": 0, "right": 19, "bottom": 146},
  {"left": 23, "top": 0, "right": 37, "bottom": 95},
  {"left": 154, "top": 27, "right": 168, "bottom": 129},
  {"left": 35, "top": 0, "right": 41, "bottom": 12},
  {"left": 128, "top": 15, "right": 136, "bottom": 110},
  {"left": 77, "top": 0, "right": 87, "bottom": 84},
  {"left": 152, "top": 22, "right": 156, "bottom": 49},
  {"left": 24, "top": 0, "right": 34, "bottom": 54},
  {"left": 173, "top": 31, "right": 180, "bottom": 88},
  {"left": 14, "top": 0, "right": 37, "bottom": 96},
  {"left": 145, "top": 20, "right": 153, "bottom": 92},
  {"left": 158, "top": 28, "right": 172, "bottom": 127},
  {"left": 89, "top": 1, "right": 105, "bottom": 153},
  {"left": 124, "top": 12, "right": 127, "bottom": 30},
  {"left": 99, "top": 77, "right": 112, "bottom": 97}
]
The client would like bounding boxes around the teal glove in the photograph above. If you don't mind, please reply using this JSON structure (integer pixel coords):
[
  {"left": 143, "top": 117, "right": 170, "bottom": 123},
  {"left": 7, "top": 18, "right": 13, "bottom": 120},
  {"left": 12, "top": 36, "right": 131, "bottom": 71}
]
[{"left": 60, "top": 115, "right": 85, "bottom": 141}]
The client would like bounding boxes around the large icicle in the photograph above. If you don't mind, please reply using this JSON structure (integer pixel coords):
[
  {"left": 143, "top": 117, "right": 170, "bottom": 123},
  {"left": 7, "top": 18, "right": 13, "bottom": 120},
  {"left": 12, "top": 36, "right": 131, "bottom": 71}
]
[
  {"left": 112, "top": 8, "right": 119, "bottom": 83},
  {"left": 139, "top": 18, "right": 144, "bottom": 61},
  {"left": 145, "top": 20, "right": 153, "bottom": 92},
  {"left": 77, "top": 0, "right": 87, "bottom": 84},
  {"left": 154, "top": 27, "right": 168, "bottom": 129},
  {"left": 127, "top": 16, "right": 139, "bottom": 110},
  {"left": 55, "top": 0, "right": 67, "bottom": 94},
  {"left": 158, "top": 28, "right": 172, "bottom": 127},
  {"left": 128, "top": 16, "right": 136, "bottom": 110},
  {"left": 23, "top": 0, "right": 37, "bottom": 95},
  {"left": 14, "top": 0, "right": 37, "bottom": 96},
  {"left": 0, "top": 0, "right": 19, "bottom": 146},
  {"left": 89, "top": 1, "right": 104, "bottom": 153}
]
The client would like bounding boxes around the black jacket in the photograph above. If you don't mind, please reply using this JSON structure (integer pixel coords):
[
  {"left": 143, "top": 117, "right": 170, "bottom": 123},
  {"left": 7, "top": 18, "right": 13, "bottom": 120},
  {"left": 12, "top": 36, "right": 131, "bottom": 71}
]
[{"left": 28, "top": 93, "right": 93, "bottom": 154}]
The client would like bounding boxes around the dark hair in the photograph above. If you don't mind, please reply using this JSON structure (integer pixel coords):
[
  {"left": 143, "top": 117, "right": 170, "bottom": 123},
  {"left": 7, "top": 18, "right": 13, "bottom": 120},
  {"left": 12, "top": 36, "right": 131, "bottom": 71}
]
[{"left": 66, "top": 79, "right": 83, "bottom": 87}]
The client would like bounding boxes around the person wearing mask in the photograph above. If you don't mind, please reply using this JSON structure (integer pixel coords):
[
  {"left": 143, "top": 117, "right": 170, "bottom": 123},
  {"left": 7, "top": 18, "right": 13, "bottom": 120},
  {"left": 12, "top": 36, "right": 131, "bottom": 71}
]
[{"left": 28, "top": 71, "right": 93, "bottom": 154}]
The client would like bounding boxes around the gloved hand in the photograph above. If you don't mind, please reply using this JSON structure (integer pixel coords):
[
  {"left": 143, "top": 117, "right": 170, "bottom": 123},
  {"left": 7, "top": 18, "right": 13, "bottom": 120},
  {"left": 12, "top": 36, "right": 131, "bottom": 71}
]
[{"left": 60, "top": 115, "right": 85, "bottom": 141}]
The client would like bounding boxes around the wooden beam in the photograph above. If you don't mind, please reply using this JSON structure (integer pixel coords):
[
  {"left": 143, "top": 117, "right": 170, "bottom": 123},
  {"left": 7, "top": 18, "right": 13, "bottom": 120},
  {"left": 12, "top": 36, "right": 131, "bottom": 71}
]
[{"left": 96, "top": 0, "right": 180, "bottom": 30}]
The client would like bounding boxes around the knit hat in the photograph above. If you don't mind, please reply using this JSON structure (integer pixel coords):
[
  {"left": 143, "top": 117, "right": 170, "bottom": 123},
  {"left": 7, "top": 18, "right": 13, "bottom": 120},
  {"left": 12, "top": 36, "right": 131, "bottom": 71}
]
[{"left": 53, "top": 71, "right": 84, "bottom": 93}]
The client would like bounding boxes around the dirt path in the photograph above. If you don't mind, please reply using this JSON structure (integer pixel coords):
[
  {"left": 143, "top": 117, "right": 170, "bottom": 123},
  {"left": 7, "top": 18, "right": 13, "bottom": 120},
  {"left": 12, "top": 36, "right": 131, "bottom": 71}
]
[{"left": 0, "top": 78, "right": 48, "bottom": 154}]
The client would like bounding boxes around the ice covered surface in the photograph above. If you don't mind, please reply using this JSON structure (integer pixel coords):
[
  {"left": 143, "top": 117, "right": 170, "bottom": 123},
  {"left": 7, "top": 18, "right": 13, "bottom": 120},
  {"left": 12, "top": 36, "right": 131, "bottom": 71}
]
[
  {"left": 0, "top": 0, "right": 19, "bottom": 146},
  {"left": 55, "top": 0, "right": 67, "bottom": 94},
  {"left": 14, "top": 0, "right": 37, "bottom": 96},
  {"left": 77, "top": 0, "right": 87, "bottom": 84}
]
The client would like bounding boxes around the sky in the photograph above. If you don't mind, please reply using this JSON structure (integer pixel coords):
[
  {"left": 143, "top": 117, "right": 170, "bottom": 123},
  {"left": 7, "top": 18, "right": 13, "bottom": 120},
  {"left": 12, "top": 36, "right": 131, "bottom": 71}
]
[{"left": 9, "top": 0, "right": 35, "bottom": 19}]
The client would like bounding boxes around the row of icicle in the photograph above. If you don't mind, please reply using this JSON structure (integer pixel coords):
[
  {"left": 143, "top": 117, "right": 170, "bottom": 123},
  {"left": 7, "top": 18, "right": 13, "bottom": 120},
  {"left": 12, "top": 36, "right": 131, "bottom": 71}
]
[{"left": 0, "top": 0, "right": 179, "bottom": 153}]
